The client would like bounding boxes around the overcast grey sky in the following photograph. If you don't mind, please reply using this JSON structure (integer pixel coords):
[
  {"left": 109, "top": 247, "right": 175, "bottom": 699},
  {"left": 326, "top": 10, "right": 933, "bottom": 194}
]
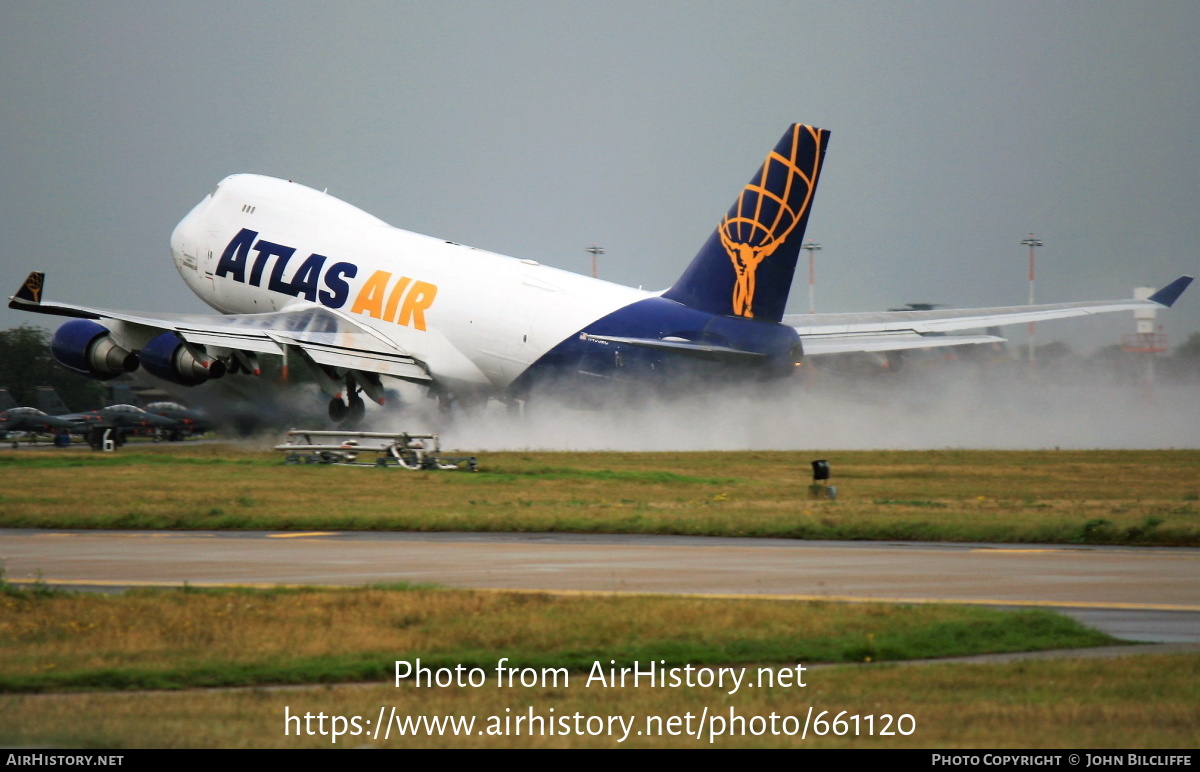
[{"left": 2, "top": 1, "right": 1197, "bottom": 353}]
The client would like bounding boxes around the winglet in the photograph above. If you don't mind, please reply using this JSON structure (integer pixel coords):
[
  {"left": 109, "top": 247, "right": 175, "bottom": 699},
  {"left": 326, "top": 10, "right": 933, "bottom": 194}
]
[
  {"left": 1148, "top": 276, "right": 1193, "bottom": 307},
  {"left": 9, "top": 272, "right": 45, "bottom": 308}
]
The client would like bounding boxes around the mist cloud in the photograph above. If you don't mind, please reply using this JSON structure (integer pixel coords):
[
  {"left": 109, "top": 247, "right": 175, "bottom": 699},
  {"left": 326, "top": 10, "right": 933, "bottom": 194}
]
[{"left": 365, "top": 361, "right": 1200, "bottom": 452}]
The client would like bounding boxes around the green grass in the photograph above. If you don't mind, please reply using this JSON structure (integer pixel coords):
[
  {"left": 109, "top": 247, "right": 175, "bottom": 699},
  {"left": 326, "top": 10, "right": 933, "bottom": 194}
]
[
  {"left": 1, "top": 446, "right": 1198, "bottom": 543},
  {"left": 0, "top": 584, "right": 1117, "bottom": 693},
  {"left": 2, "top": 653, "right": 1195, "bottom": 748},
  {"left": 0, "top": 447, "right": 1190, "bottom": 748}
]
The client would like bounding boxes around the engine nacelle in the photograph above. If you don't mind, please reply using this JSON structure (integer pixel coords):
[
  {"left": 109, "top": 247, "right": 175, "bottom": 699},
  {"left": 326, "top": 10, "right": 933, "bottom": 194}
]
[
  {"left": 50, "top": 320, "right": 139, "bottom": 380},
  {"left": 139, "top": 332, "right": 226, "bottom": 386}
]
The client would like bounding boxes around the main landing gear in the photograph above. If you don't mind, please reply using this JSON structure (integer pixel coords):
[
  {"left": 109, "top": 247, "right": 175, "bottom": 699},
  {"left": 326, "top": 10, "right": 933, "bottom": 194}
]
[{"left": 328, "top": 392, "right": 366, "bottom": 423}]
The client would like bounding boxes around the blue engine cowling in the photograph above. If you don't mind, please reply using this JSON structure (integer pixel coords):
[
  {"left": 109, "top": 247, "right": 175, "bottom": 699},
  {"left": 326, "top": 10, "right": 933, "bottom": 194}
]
[
  {"left": 50, "top": 320, "right": 139, "bottom": 380},
  {"left": 139, "top": 332, "right": 226, "bottom": 386}
]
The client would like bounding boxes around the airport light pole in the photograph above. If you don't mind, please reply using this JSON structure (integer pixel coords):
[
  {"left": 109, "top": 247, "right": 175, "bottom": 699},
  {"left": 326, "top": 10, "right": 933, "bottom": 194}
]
[
  {"left": 586, "top": 245, "right": 604, "bottom": 280},
  {"left": 802, "top": 239, "right": 822, "bottom": 314},
  {"left": 1021, "top": 233, "right": 1043, "bottom": 364}
]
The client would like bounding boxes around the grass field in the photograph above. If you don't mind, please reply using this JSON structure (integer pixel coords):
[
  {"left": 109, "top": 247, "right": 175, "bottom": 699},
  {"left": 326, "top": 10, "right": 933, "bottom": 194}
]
[
  {"left": 0, "top": 584, "right": 1117, "bottom": 693},
  {"left": 5, "top": 583, "right": 1194, "bottom": 749},
  {"left": 3, "top": 649, "right": 1195, "bottom": 748},
  {"left": 1, "top": 445, "right": 1197, "bottom": 544},
  {"left": 1, "top": 445, "right": 1194, "bottom": 748}
]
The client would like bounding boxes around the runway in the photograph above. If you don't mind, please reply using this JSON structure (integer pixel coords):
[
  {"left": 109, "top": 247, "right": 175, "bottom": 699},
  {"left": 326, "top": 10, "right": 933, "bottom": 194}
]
[{"left": 3, "top": 529, "right": 1198, "bottom": 643}]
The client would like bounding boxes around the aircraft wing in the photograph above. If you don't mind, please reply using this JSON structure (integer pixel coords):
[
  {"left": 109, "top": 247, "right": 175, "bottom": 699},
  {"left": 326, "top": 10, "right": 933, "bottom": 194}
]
[
  {"left": 8, "top": 272, "right": 431, "bottom": 383},
  {"left": 784, "top": 276, "right": 1193, "bottom": 356}
]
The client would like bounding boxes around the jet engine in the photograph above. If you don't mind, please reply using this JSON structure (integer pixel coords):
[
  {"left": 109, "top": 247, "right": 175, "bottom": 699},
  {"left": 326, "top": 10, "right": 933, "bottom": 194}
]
[
  {"left": 139, "top": 332, "right": 226, "bottom": 386},
  {"left": 50, "top": 320, "right": 139, "bottom": 380}
]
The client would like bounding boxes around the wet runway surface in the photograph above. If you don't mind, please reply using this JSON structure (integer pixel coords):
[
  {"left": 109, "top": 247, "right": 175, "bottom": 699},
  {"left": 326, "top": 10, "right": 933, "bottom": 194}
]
[{"left": 4, "top": 530, "right": 1198, "bottom": 642}]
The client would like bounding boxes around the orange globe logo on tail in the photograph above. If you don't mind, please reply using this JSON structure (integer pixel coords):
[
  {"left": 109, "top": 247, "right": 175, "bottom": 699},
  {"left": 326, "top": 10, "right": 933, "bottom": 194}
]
[{"left": 719, "top": 125, "right": 824, "bottom": 318}]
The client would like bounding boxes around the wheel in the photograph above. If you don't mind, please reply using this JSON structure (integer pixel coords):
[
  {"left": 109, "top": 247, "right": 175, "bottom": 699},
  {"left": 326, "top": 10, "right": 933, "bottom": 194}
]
[
  {"left": 328, "top": 397, "right": 348, "bottom": 422},
  {"left": 390, "top": 445, "right": 422, "bottom": 469},
  {"left": 347, "top": 395, "right": 365, "bottom": 423}
]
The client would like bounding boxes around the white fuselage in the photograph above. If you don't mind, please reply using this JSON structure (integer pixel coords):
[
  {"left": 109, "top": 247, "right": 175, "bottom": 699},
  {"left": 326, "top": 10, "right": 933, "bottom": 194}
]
[{"left": 169, "top": 175, "right": 648, "bottom": 396}]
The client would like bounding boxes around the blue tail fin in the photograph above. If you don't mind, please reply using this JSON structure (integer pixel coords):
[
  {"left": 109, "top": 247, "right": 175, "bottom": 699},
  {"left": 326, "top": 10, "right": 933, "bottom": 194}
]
[{"left": 664, "top": 124, "right": 829, "bottom": 323}]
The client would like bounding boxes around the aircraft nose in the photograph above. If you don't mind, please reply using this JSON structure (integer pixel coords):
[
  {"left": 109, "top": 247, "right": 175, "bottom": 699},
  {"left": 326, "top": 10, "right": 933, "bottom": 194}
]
[
  {"left": 170, "top": 208, "right": 192, "bottom": 256},
  {"left": 170, "top": 195, "right": 210, "bottom": 268}
]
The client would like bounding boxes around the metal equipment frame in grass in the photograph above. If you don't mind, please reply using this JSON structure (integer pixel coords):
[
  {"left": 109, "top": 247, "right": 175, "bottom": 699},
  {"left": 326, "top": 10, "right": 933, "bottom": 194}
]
[{"left": 276, "top": 429, "right": 478, "bottom": 471}]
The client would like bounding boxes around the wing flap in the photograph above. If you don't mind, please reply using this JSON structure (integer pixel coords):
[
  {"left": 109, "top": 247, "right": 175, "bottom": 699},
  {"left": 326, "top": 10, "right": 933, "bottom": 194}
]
[
  {"left": 800, "top": 332, "right": 1004, "bottom": 356},
  {"left": 270, "top": 335, "right": 430, "bottom": 381},
  {"left": 175, "top": 329, "right": 285, "bottom": 355}
]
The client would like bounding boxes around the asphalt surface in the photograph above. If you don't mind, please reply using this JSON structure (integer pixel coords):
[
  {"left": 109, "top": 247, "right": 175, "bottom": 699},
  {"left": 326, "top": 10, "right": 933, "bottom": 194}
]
[{"left": 3, "top": 529, "right": 1198, "bottom": 643}]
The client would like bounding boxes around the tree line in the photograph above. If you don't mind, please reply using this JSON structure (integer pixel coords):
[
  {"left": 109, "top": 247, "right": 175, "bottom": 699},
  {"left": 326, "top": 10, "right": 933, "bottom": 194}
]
[{"left": 0, "top": 326, "right": 108, "bottom": 411}]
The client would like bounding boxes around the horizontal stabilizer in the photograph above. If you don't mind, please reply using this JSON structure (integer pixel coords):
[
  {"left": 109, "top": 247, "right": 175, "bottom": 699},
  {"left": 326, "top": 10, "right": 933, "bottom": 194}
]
[
  {"left": 800, "top": 332, "right": 1004, "bottom": 356},
  {"left": 584, "top": 334, "right": 766, "bottom": 361}
]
